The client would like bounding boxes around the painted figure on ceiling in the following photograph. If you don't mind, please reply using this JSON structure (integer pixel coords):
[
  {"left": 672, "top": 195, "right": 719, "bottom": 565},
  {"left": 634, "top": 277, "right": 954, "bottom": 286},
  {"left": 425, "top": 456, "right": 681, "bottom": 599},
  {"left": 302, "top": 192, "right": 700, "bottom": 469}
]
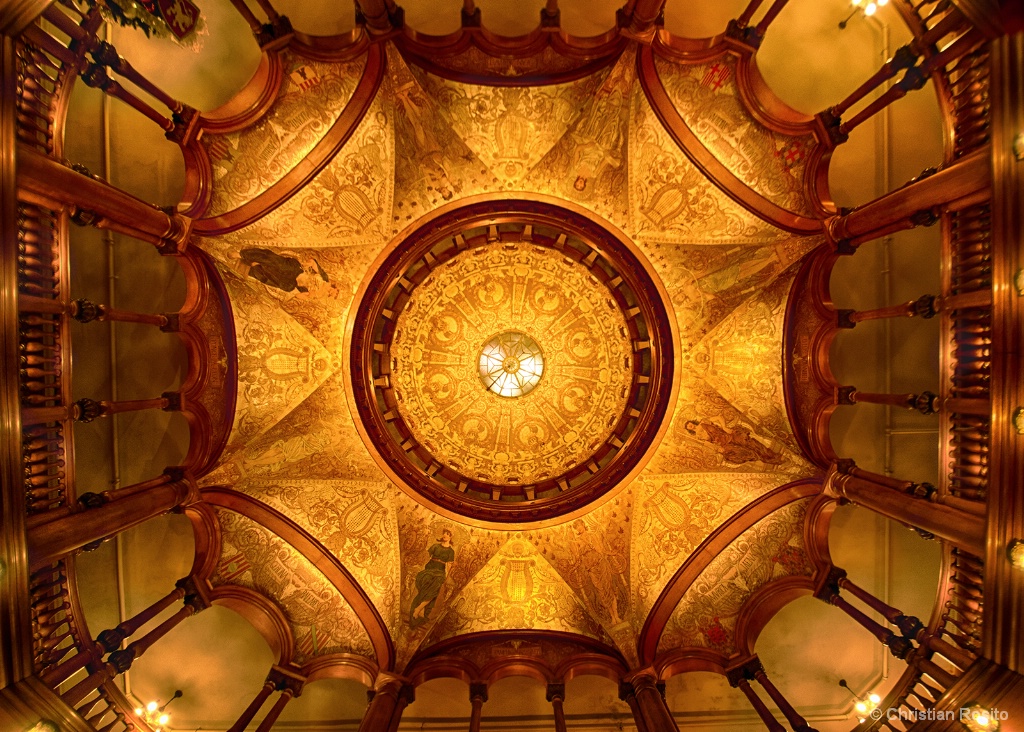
[
  {"left": 409, "top": 529, "right": 455, "bottom": 628},
  {"left": 684, "top": 419, "right": 784, "bottom": 466},
  {"left": 238, "top": 247, "right": 336, "bottom": 298}
]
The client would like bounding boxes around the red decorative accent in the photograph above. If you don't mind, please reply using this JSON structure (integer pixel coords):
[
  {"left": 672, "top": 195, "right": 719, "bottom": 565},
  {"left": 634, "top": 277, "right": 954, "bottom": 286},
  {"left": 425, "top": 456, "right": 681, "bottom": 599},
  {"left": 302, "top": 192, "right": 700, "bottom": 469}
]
[
  {"left": 701, "top": 62, "right": 730, "bottom": 90},
  {"left": 703, "top": 617, "right": 729, "bottom": 649},
  {"left": 155, "top": 0, "right": 200, "bottom": 39},
  {"left": 637, "top": 44, "right": 824, "bottom": 235},
  {"left": 638, "top": 478, "right": 822, "bottom": 665},
  {"left": 194, "top": 42, "right": 385, "bottom": 235}
]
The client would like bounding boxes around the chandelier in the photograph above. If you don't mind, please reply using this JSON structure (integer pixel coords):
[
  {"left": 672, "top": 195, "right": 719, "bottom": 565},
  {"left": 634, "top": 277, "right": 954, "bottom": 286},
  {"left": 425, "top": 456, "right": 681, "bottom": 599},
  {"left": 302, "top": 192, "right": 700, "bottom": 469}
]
[
  {"left": 134, "top": 690, "right": 182, "bottom": 731},
  {"left": 839, "top": 0, "right": 889, "bottom": 29},
  {"left": 839, "top": 679, "right": 881, "bottom": 723}
]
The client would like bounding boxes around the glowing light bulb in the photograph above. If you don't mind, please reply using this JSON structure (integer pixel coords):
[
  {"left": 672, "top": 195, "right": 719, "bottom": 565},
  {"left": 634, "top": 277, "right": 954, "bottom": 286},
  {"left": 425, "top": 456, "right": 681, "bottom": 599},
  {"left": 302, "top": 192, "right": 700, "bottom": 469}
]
[
  {"left": 158, "top": 714, "right": 169, "bottom": 726},
  {"left": 864, "top": 2, "right": 877, "bottom": 14},
  {"left": 869, "top": 693, "right": 881, "bottom": 704},
  {"left": 878, "top": 0, "right": 889, "bottom": 5},
  {"left": 146, "top": 701, "right": 158, "bottom": 713},
  {"left": 855, "top": 701, "right": 868, "bottom": 713},
  {"left": 134, "top": 708, "right": 143, "bottom": 716},
  {"left": 851, "top": 0, "right": 864, "bottom": 5},
  {"left": 977, "top": 715, "right": 991, "bottom": 727}
]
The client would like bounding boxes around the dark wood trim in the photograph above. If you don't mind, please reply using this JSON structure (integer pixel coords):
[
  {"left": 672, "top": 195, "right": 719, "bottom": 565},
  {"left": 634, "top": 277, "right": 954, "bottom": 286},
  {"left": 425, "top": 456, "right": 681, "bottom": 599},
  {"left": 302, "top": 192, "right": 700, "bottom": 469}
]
[
  {"left": 210, "top": 583, "right": 296, "bottom": 665},
  {"left": 301, "top": 652, "right": 378, "bottom": 687},
  {"left": 199, "top": 51, "right": 287, "bottom": 134},
  {"left": 733, "top": 575, "right": 816, "bottom": 657},
  {"left": 637, "top": 44, "right": 824, "bottom": 235},
  {"left": 193, "top": 42, "right": 386, "bottom": 235},
  {"left": 200, "top": 487, "right": 395, "bottom": 670},
  {"left": 406, "top": 630, "right": 628, "bottom": 686},
  {"left": 638, "top": 478, "right": 821, "bottom": 664},
  {"left": 0, "top": 33, "right": 33, "bottom": 688}
]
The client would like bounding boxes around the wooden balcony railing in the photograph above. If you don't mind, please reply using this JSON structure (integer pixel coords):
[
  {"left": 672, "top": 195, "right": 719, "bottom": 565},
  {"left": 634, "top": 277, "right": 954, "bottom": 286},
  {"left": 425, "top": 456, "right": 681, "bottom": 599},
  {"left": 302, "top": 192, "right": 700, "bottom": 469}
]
[{"left": 863, "top": 547, "right": 983, "bottom": 731}]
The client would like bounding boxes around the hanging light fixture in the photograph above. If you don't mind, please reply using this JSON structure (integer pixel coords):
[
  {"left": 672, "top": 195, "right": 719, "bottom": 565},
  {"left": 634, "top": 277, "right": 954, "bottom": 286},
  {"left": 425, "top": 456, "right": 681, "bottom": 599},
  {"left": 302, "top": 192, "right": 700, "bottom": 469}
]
[
  {"left": 133, "top": 690, "right": 182, "bottom": 732},
  {"left": 961, "top": 704, "right": 1002, "bottom": 731},
  {"left": 839, "top": 0, "right": 889, "bottom": 28},
  {"left": 839, "top": 679, "right": 882, "bottom": 723}
]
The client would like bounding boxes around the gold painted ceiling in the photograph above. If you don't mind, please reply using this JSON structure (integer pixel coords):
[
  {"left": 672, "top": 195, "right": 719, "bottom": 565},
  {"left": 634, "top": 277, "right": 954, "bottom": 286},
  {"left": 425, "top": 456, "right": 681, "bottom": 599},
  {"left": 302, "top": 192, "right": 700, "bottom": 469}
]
[{"left": 196, "top": 29, "right": 825, "bottom": 678}]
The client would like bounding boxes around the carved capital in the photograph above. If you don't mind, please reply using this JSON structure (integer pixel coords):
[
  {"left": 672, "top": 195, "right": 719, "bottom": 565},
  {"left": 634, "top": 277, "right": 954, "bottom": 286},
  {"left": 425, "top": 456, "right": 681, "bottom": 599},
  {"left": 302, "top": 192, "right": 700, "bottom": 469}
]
[
  {"left": 545, "top": 683, "right": 565, "bottom": 703},
  {"left": 159, "top": 313, "right": 181, "bottom": 332},
  {"left": 69, "top": 206, "right": 99, "bottom": 227},
  {"left": 890, "top": 44, "right": 918, "bottom": 72},
  {"left": 166, "top": 105, "right": 200, "bottom": 146},
  {"left": 909, "top": 207, "right": 940, "bottom": 228},
  {"left": 73, "top": 397, "right": 103, "bottom": 422},
  {"left": 78, "top": 491, "right": 108, "bottom": 510},
  {"left": 894, "top": 613, "right": 924, "bottom": 639},
  {"left": 461, "top": 6, "right": 481, "bottom": 26},
  {"left": 97, "top": 626, "right": 127, "bottom": 653},
  {"left": 724, "top": 18, "right": 761, "bottom": 48},
  {"left": 81, "top": 62, "right": 111, "bottom": 90},
  {"left": 72, "top": 299, "right": 102, "bottom": 323},
  {"left": 913, "top": 391, "right": 938, "bottom": 415},
  {"left": 540, "top": 7, "right": 560, "bottom": 28},
  {"left": 470, "top": 682, "right": 489, "bottom": 703},
  {"left": 913, "top": 294, "right": 938, "bottom": 319},
  {"left": 906, "top": 481, "right": 937, "bottom": 500},
  {"left": 256, "top": 14, "right": 293, "bottom": 48},
  {"left": 107, "top": 647, "right": 136, "bottom": 673},
  {"left": 90, "top": 40, "right": 121, "bottom": 69},
  {"left": 155, "top": 213, "right": 192, "bottom": 256},
  {"left": 836, "top": 309, "right": 856, "bottom": 329},
  {"left": 885, "top": 632, "right": 913, "bottom": 660},
  {"left": 896, "top": 65, "right": 928, "bottom": 93},
  {"left": 817, "top": 108, "right": 848, "bottom": 146},
  {"left": 814, "top": 566, "right": 847, "bottom": 602},
  {"left": 161, "top": 391, "right": 183, "bottom": 412},
  {"left": 836, "top": 385, "right": 857, "bottom": 405}
]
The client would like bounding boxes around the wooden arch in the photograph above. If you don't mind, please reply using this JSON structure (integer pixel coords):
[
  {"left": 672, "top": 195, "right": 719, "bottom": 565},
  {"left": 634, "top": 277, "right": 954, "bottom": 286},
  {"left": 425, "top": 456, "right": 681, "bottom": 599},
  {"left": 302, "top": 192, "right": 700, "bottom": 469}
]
[
  {"left": 638, "top": 478, "right": 823, "bottom": 665},
  {"left": 199, "top": 486, "right": 396, "bottom": 671}
]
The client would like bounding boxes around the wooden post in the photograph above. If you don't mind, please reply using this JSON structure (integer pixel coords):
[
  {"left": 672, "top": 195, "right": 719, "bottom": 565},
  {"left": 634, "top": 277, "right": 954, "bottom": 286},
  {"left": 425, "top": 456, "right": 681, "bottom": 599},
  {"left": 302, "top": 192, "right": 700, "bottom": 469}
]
[
  {"left": 824, "top": 461, "right": 986, "bottom": 555},
  {"left": 727, "top": 668, "right": 785, "bottom": 732},
  {"left": 547, "top": 684, "right": 567, "bottom": 732},
  {"left": 618, "top": 681, "right": 649, "bottom": 732},
  {"left": 358, "top": 675, "right": 414, "bottom": 732},
  {"left": 825, "top": 149, "right": 991, "bottom": 245},
  {"left": 16, "top": 146, "right": 192, "bottom": 254},
  {"left": 627, "top": 672, "right": 678, "bottom": 732},
  {"left": 27, "top": 469, "right": 195, "bottom": 569},
  {"left": 228, "top": 678, "right": 275, "bottom": 732},
  {"left": 749, "top": 663, "right": 818, "bottom": 732},
  {"left": 468, "top": 682, "right": 487, "bottom": 732}
]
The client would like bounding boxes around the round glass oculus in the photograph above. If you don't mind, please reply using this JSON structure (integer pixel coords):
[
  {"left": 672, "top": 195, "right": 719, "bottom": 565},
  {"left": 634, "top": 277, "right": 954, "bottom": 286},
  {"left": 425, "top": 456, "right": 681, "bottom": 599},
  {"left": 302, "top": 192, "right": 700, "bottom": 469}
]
[{"left": 479, "top": 331, "right": 544, "bottom": 398}]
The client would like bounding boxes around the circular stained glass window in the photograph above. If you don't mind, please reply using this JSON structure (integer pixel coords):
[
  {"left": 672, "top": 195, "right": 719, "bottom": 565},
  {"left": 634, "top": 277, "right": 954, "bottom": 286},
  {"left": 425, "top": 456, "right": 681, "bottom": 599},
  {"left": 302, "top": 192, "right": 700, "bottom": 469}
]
[{"left": 479, "top": 331, "right": 544, "bottom": 398}]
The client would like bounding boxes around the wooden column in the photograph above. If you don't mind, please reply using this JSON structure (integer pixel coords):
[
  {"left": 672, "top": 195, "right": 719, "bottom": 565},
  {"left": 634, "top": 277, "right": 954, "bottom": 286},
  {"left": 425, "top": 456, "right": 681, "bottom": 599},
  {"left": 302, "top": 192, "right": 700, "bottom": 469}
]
[
  {"left": 749, "top": 663, "right": 817, "bottom": 732},
  {"left": 824, "top": 461, "right": 986, "bottom": 555},
  {"left": 836, "top": 387, "right": 939, "bottom": 415},
  {"left": 27, "top": 469, "right": 195, "bottom": 569},
  {"left": 358, "top": 675, "right": 414, "bottom": 732},
  {"left": 825, "top": 149, "right": 991, "bottom": 245},
  {"left": 727, "top": 669, "right": 785, "bottom": 732},
  {"left": 61, "top": 579, "right": 208, "bottom": 708},
  {"left": 814, "top": 568, "right": 913, "bottom": 659},
  {"left": 753, "top": 0, "right": 790, "bottom": 38},
  {"left": 16, "top": 146, "right": 192, "bottom": 254},
  {"left": 620, "top": 0, "right": 666, "bottom": 37},
  {"left": 618, "top": 681, "right": 649, "bottom": 732},
  {"left": 627, "top": 672, "right": 678, "bottom": 732},
  {"left": 546, "top": 684, "right": 567, "bottom": 732},
  {"left": 228, "top": 678, "right": 275, "bottom": 732},
  {"left": 468, "top": 682, "right": 487, "bottom": 732}
]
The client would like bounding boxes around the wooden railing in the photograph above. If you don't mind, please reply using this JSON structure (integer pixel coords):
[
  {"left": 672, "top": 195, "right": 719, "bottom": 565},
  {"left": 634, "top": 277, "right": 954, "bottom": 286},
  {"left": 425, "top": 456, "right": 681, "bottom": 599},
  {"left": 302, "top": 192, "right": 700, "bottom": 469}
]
[
  {"left": 864, "top": 548, "right": 983, "bottom": 731},
  {"left": 18, "top": 199, "right": 76, "bottom": 521}
]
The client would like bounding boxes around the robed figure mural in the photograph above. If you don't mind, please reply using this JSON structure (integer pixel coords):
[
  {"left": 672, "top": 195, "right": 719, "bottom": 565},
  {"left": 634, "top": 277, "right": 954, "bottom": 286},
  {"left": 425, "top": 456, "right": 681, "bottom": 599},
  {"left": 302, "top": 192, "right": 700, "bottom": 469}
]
[{"left": 409, "top": 529, "right": 455, "bottom": 627}]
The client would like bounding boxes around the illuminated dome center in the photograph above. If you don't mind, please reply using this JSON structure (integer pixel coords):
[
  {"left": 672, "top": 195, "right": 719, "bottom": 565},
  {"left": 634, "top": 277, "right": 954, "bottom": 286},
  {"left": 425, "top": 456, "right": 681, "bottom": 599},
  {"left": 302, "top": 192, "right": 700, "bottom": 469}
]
[{"left": 479, "top": 331, "right": 544, "bottom": 397}]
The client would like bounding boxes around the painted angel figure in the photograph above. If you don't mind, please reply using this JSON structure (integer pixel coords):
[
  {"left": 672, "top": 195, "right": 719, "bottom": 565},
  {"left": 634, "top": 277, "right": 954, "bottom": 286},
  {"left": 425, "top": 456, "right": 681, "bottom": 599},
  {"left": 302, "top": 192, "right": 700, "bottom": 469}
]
[{"left": 409, "top": 529, "right": 455, "bottom": 628}]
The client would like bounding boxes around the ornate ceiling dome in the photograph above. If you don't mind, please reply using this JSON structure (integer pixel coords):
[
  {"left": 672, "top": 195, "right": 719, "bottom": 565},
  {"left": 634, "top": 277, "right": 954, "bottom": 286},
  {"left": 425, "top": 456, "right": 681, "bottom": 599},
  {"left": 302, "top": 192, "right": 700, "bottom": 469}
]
[{"left": 350, "top": 199, "right": 676, "bottom": 522}]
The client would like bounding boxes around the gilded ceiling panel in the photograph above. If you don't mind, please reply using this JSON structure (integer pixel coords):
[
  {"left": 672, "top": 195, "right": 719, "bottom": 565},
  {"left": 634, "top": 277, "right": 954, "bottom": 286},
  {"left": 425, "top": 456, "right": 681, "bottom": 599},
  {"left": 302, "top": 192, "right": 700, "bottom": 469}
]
[
  {"left": 657, "top": 498, "right": 815, "bottom": 656},
  {"left": 630, "top": 472, "right": 794, "bottom": 624},
  {"left": 423, "top": 537, "right": 614, "bottom": 649},
  {"left": 525, "top": 487, "right": 636, "bottom": 663},
  {"left": 204, "top": 372, "right": 382, "bottom": 487},
  {"left": 651, "top": 238, "right": 819, "bottom": 351},
  {"left": 217, "top": 269, "right": 337, "bottom": 455},
  {"left": 223, "top": 93, "right": 395, "bottom": 248},
  {"left": 411, "top": 59, "right": 606, "bottom": 189},
  {"left": 228, "top": 479, "right": 401, "bottom": 633},
  {"left": 389, "top": 48, "right": 496, "bottom": 227},
  {"left": 390, "top": 242, "right": 632, "bottom": 486},
  {"left": 393, "top": 500, "right": 508, "bottom": 668},
  {"left": 204, "top": 238, "right": 378, "bottom": 360},
  {"left": 653, "top": 55, "right": 817, "bottom": 217},
  {"left": 523, "top": 53, "right": 633, "bottom": 229},
  {"left": 627, "top": 79, "right": 784, "bottom": 245},
  {"left": 690, "top": 265, "right": 803, "bottom": 446},
  {"left": 212, "top": 510, "right": 376, "bottom": 663},
  {"left": 202, "top": 51, "right": 367, "bottom": 216}
]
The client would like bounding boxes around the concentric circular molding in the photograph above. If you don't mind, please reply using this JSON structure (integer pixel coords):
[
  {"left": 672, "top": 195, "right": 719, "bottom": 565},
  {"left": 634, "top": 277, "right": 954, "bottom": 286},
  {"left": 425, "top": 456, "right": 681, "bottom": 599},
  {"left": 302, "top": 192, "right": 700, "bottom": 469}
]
[{"left": 351, "top": 199, "right": 674, "bottom": 523}]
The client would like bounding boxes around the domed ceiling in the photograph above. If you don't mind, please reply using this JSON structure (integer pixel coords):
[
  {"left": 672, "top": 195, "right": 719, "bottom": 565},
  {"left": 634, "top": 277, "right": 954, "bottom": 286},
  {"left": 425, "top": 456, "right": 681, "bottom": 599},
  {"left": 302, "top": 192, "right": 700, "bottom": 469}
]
[{"left": 191, "top": 23, "right": 826, "bottom": 679}]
